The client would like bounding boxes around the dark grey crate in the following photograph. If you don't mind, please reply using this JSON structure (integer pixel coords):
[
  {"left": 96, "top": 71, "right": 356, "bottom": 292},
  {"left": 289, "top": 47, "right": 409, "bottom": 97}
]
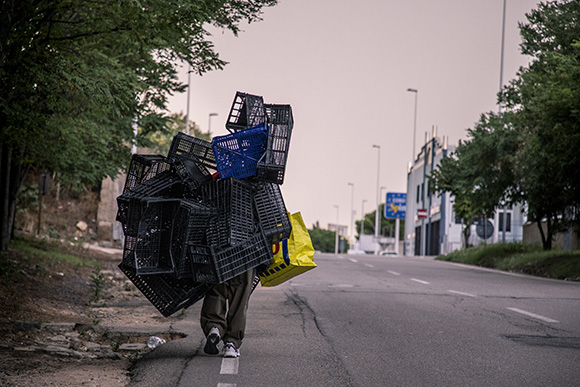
[{"left": 225, "top": 92, "right": 267, "bottom": 133}]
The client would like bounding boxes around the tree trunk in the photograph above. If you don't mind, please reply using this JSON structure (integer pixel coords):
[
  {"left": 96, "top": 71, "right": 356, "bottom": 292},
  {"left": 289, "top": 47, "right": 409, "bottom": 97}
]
[
  {"left": 545, "top": 216, "right": 553, "bottom": 250},
  {"left": 0, "top": 142, "right": 26, "bottom": 251}
]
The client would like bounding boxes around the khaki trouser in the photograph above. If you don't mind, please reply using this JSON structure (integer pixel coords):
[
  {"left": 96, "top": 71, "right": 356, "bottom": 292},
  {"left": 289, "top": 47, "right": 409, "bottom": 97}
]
[{"left": 200, "top": 268, "right": 256, "bottom": 349}]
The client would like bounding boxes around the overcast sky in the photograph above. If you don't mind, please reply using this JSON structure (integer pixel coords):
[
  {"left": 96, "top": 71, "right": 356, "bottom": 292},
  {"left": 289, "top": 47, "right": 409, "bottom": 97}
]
[{"left": 167, "top": 0, "right": 540, "bottom": 235}]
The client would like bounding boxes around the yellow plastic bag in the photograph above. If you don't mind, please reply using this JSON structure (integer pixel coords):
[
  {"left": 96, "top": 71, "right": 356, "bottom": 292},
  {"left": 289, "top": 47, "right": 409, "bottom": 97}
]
[{"left": 259, "top": 212, "right": 317, "bottom": 287}]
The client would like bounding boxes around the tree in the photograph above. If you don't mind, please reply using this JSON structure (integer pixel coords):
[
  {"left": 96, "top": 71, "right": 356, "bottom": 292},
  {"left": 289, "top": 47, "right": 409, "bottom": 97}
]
[
  {"left": 354, "top": 204, "right": 405, "bottom": 240},
  {"left": 308, "top": 223, "right": 349, "bottom": 253},
  {"left": 0, "top": 0, "right": 277, "bottom": 250},
  {"left": 501, "top": 0, "right": 580, "bottom": 249},
  {"left": 143, "top": 112, "right": 211, "bottom": 156},
  {"left": 429, "top": 114, "right": 519, "bottom": 247}
]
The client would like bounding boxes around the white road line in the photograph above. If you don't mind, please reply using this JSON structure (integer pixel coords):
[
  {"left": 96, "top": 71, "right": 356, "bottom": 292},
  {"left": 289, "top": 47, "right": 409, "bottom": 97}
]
[
  {"left": 220, "top": 358, "right": 239, "bottom": 374},
  {"left": 388, "top": 270, "right": 400, "bottom": 276},
  {"left": 349, "top": 258, "right": 358, "bottom": 263},
  {"left": 410, "top": 278, "right": 430, "bottom": 285},
  {"left": 448, "top": 290, "right": 477, "bottom": 297},
  {"left": 364, "top": 263, "right": 374, "bottom": 268},
  {"left": 507, "top": 307, "right": 559, "bottom": 323},
  {"left": 329, "top": 284, "right": 354, "bottom": 288},
  {"left": 217, "top": 384, "right": 236, "bottom": 387}
]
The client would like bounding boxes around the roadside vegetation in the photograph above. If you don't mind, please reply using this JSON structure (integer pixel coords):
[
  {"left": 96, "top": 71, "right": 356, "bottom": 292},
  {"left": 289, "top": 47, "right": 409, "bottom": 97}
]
[{"left": 436, "top": 243, "right": 580, "bottom": 281}]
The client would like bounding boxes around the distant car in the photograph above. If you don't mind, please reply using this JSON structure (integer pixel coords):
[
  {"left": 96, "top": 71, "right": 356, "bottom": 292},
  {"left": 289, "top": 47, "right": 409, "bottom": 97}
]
[{"left": 380, "top": 251, "right": 397, "bottom": 256}]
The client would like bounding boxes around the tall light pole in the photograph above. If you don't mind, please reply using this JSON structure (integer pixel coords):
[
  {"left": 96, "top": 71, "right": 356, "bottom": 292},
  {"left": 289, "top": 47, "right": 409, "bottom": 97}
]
[
  {"left": 372, "top": 145, "right": 381, "bottom": 254},
  {"left": 333, "top": 205, "right": 339, "bottom": 254},
  {"left": 360, "top": 199, "right": 367, "bottom": 239},
  {"left": 499, "top": 0, "right": 507, "bottom": 243},
  {"left": 380, "top": 186, "right": 386, "bottom": 236},
  {"left": 348, "top": 182, "right": 354, "bottom": 244},
  {"left": 407, "top": 88, "right": 418, "bottom": 162},
  {"left": 185, "top": 65, "right": 192, "bottom": 135},
  {"left": 208, "top": 112, "right": 218, "bottom": 135}
]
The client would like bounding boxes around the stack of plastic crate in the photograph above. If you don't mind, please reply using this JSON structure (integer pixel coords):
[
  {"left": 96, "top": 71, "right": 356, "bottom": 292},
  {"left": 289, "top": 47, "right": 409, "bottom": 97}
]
[{"left": 115, "top": 91, "right": 295, "bottom": 316}]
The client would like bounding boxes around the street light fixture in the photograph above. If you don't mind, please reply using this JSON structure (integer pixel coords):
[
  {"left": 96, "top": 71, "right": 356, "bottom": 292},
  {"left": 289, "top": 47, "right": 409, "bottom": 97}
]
[
  {"left": 372, "top": 145, "right": 381, "bottom": 254},
  {"left": 333, "top": 205, "right": 339, "bottom": 254},
  {"left": 407, "top": 88, "right": 418, "bottom": 162}
]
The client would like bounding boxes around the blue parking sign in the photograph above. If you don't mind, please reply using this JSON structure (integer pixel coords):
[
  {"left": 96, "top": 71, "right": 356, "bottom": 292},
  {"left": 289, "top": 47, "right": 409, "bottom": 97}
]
[{"left": 385, "top": 192, "right": 406, "bottom": 219}]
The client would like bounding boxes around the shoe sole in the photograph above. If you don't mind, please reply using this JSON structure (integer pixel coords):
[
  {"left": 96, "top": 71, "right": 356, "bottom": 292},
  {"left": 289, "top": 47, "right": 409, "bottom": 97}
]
[{"left": 204, "top": 333, "right": 220, "bottom": 355}]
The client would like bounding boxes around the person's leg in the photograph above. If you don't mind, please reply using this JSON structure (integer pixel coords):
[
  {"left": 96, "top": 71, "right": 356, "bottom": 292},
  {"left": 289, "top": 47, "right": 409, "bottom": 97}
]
[
  {"left": 200, "top": 284, "right": 226, "bottom": 354},
  {"left": 222, "top": 268, "right": 257, "bottom": 349}
]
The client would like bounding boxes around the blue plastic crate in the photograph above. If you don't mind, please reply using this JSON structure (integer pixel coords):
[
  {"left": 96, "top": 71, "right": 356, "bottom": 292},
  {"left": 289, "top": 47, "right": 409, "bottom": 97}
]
[{"left": 212, "top": 123, "right": 268, "bottom": 179}]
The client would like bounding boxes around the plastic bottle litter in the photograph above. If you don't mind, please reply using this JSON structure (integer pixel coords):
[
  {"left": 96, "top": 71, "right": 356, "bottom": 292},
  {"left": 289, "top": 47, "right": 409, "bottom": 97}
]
[{"left": 147, "top": 336, "right": 166, "bottom": 349}]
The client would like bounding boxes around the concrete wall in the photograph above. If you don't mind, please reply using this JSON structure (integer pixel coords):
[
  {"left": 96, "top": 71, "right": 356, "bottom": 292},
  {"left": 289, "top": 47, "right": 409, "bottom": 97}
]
[
  {"left": 523, "top": 221, "right": 580, "bottom": 251},
  {"left": 97, "top": 175, "right": 125, "bottom": 243}
]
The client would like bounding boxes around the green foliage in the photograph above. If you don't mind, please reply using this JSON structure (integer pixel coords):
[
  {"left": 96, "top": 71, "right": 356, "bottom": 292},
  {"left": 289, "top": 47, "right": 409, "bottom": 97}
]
[
  {"left": 308, "top": 225, "right": 349, "bottom": 253},
  {"left": 89, "top": 266, "right": 105, "bottom": 303},
  {"left": 0, "top": 0, "right": 278, "bottom": 250},
  {"left": 354, "top": 204, "right": 405, "bottom": 239},
  {"left": 430, "top": 1, "right": 580, "bottom": 250},
  {"left": 437, "top": 242, "right": 580, "bottom": 281},
  {"left": 142, "top": 112, "right": 211, "bottom": 155}
]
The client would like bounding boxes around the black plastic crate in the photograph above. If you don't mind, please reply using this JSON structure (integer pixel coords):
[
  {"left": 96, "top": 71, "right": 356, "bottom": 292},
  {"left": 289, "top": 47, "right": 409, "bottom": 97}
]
[
  {"left": 123, "top": 154, "right": 171, "bottom": 193},
  {"left": 132, "top": 198, "right": 181, "bottom": 275},
  {"left": 256, "top": 104, "right": 294, "bottom": 185},
  {"left": 116, "top": 196, "right": 146, "bottom": 237},
  {"left": 188, "top": 231, "right": 272, "bottom": 284},
  {"left": 120, "top": 234, "right": 138, "bottom": 269},
  {"left": 168, "top": 133, "right": 216, "bottom": 190},
  {"left": 202, "top": 178, "right": 255, "bottom": 248},
  {"left": 119, "top": 263, "right": 213, "bottom": 317},
  {"left": 171, "top": 200, "right": 216, "bottom": 279},
  {"left": 253, "top": 182, "right": 292, "bottom": 245},
  {"left": 225, "top": 92, "right": 267, "bottom": 133},
  {"left": 116, "top": 171, "right": 186, "bottom": 236}
]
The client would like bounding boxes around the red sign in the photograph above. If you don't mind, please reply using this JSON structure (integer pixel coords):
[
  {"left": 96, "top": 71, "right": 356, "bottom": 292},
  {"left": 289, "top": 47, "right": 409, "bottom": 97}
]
[{"left": 417, "top": 209, "right": 427, "bottom": 219}]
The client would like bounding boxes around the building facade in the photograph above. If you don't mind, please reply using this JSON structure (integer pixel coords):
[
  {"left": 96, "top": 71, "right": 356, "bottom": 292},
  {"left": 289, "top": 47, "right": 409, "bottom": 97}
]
[{"left": 404, "top": 129, "right": 523, "bottom": 257}]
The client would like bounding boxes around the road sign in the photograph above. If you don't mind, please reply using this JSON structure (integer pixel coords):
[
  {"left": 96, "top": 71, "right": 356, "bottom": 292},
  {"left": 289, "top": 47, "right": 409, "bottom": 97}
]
[
  {"left": 385, "top": 192, "right": 406, "bottom": 219},
  {"left": 417, "top": 209, "right": 427, "bottom": 219}
]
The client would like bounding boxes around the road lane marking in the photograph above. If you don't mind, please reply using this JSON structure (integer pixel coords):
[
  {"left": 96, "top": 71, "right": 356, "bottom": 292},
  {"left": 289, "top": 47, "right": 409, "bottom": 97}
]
[
  {"left": 349, "top": 258, "right": 358, "bottom": 263},
  {"left": 388, "top": 271, "right": 400, "bottom": 276},
  {"left": 364, "top": 263, "right": 374, "bottom": 268},
  {"left": 220, "top": 358, "right": 239, "bottom": 374},
  {"left": 329, "top": 284, "right": 354, "bottom": 288},
  {"left": 411, "top": 278, "right": 430, "bottom": 285},
  {"left": 448, "top": 290, "right": 477, "bottom": 297},
  {"left": 217, "top": 384, "right": 236, "bottom": 387},
  {"left": 507, "top": 307, "right": 559, "bottom": 323}
]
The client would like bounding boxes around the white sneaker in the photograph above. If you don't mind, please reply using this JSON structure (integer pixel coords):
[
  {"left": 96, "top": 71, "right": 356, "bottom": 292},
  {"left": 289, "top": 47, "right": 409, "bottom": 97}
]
[
  {"left": 223, "top": 342, "right": 240, "bottom": 358},
  {"left": 204, "top": 327, "right": 220, "bottom": 355}
]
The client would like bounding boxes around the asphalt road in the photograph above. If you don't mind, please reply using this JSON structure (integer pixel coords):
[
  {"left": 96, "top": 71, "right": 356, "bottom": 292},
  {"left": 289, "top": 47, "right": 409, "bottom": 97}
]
[{"left": 130, "top": 253, "right": 580, "bottom": 387}]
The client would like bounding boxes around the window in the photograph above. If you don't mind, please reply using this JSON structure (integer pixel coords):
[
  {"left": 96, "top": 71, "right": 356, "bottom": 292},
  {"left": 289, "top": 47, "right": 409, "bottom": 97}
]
[
  {"left": 416, "top": 184, "right": 420, "bottom": 203},
  {"left": 498, "top": 212, "right": 511, "bottom": 232}
]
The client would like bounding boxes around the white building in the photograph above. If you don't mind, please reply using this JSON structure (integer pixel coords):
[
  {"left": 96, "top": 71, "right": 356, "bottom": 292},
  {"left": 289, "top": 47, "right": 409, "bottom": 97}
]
[{"left": 404, "top": 129, "right": 523, "bottom": 256}]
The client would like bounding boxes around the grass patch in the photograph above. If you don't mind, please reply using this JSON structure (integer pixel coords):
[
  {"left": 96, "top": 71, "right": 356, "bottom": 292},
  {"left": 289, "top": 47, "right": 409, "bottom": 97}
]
[
  {"left": 437, "top": 242, "right": 580, "bottom": 281},
  {"left": 2, "top": 236, "right": 97, "bottom": 276}
]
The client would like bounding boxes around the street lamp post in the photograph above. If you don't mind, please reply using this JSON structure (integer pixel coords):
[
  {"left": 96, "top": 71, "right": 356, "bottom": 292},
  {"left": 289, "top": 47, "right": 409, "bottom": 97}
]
[
  {"left": 407, "top": 88, "right": 418, "bottom": 162},
  {"left": 360, "top": 199, "right": 367, "bottom": 239},
  {"left": 348, "top": 182, "right": 354, "bottom": 244},
  {"left": 185, "top": 65, "right": 192, "bottom": 135},
  {"left": 380, "top": 186, "right": 386, "bottom": 236},
  {"left": 208, "top": 113, "right": 218, "bottom": 135},
  {"left": 333, "top": 205, "right": 339, "bottom": 254},
  {"left": 372, "top": 145, "right": 381, "bottom": 254}
]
